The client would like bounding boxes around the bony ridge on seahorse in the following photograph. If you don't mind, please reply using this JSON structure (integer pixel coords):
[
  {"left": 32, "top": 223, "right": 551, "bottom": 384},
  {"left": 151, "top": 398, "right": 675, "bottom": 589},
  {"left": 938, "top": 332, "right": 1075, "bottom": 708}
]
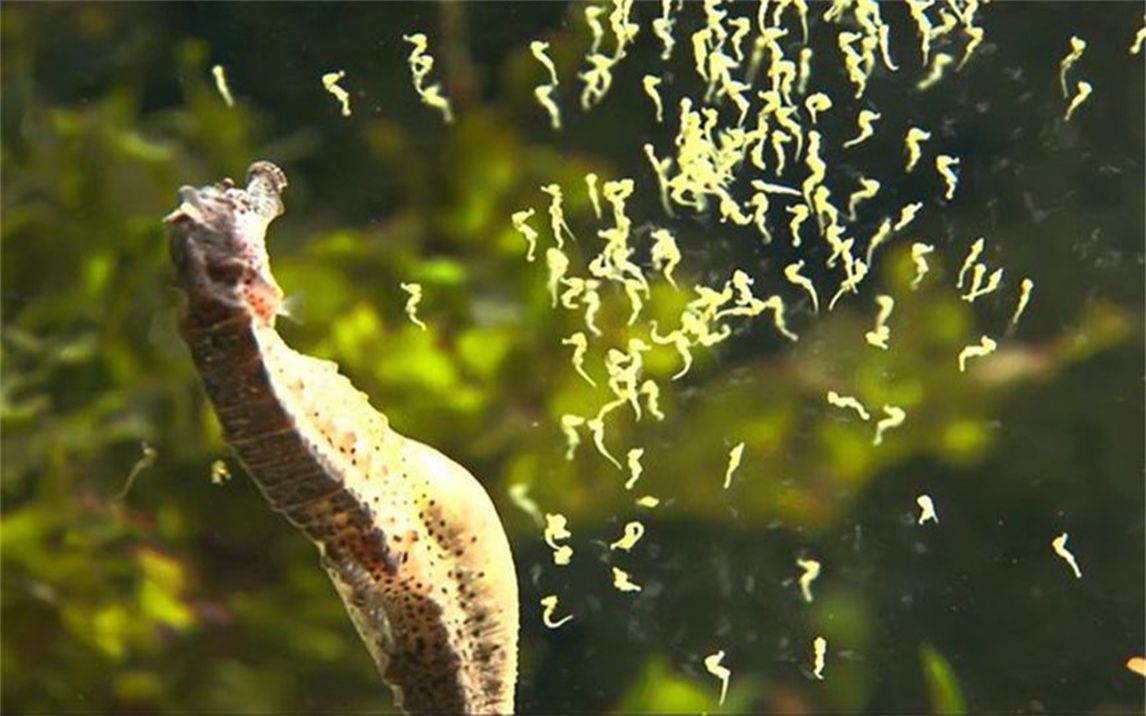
[{"left": 164, "top": 161, "right": 519, "bottom": 715}]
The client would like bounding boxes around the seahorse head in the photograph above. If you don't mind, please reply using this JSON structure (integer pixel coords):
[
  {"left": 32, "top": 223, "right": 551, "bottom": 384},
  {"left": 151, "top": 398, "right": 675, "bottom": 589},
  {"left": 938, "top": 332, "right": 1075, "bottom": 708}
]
[{"left": 165, "top": 161, "right": 287, "bottom": 325}]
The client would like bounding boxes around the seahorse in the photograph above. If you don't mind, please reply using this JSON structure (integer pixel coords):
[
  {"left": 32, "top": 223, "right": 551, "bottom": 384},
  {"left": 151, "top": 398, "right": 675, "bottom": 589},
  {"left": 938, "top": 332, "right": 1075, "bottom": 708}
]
[{"left": 164, "top": 162, "right": 519, "bottom": 715}]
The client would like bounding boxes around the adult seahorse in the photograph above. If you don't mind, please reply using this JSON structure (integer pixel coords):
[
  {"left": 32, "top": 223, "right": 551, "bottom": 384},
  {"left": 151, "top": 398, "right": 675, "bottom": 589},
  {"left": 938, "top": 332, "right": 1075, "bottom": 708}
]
[{"left": 164, "top": 161, "right": 519, "bottom": 715}]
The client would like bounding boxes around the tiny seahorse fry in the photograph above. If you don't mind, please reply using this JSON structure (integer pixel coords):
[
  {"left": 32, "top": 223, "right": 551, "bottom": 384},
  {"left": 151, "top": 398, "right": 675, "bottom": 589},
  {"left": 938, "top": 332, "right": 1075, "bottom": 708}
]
[
  {"left": 916, "top": 494, "right": 939, "bottom": 524},
  {"left": 958, "top": 335, "right": 997, "bottom": 373},
  {"left": 796, "top": 557, "right": 821, "bottom": 603},
  {"left": 1052, "top": 532, "right": 1083, "bottom": 578},
  {"left": 611, "top": 566, "right": 642, "bottom": 592},
  {"left": 609, "top": 521, "right": 646, "bottom": 551},
  {"left": 212, "top": 65, "right": 235, "bottom": 107},
  {"left": 873, "top": 405, "right": 906, "bottom": 446},
  {"left": 544, "top": 513, "right": 574, "bottom": 566},
  {"left": 321, "top": 70, "right": 352, "bottom": 117},
  {"left": 826, "top": 391, "right": 870, "bottom": 421},
  {"left": 399, "top": 282, "right": 427, "bottom": 330},
  {"left": 165, "top": 163, "right": 519, "bottom": 715},
  {"left": 540, "top": 595, "right": 573, "bottom": 628},
  {"left": 723, "top": 442, "right": 745, "bottom": 489},
  {"left": 812, "top": 636, "right": 827, "bottom": 680},
  {"left": 704, "top": 650, "right": 731, "bottom": 706}
]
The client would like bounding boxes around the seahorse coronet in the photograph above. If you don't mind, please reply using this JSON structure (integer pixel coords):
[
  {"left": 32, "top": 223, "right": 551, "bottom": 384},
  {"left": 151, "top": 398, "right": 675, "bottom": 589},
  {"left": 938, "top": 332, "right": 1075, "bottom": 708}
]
[{"left": 167, "top": 162, "right": 520, "bottom": 715}]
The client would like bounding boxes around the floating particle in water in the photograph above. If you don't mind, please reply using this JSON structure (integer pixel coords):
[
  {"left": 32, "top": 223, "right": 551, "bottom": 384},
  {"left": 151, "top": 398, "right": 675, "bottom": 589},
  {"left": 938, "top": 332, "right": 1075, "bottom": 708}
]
[
  {"left": 865, "top": 295, "right": 895, "bottom": 350},
  {"left": 827, "top": 390, "right": 871, "bottom": 421},
  {"left": 1064, "top": 81, "right": 1092, "bottom": 122},
  {"left": 1009, "top": 278, "right": 1035, "bottom": 328},
  {"left": 611, "top": 566, "right": 642, "bottom": 593},
  {"left": 1132, "top": 16, "right": 1146, "bottom": 55},
  {"left": 796, "top": 557, "right": 821, "bottom": 603},
  {"left": 936, "top": 155, "right": 961, "bottom": 201},
  {"left": 211, "top": 65, "right": 234, "bottom": 107},
  {"left": 722, "top": 442, "right": 745, "bottom": 490},
  {"left": 636, "top": 495, "right": 661, "bottom": 509},
  {"left": 1051, "top": 532, "right": 1083, "bottom": 578},
  {"left": 958, "top": 335, "right": 998, "bottom": 373},
  {"left": 544, "top": 513, "right": 574, "bottom": 566},
  {"left": 609, "top": 521, "right": 646, "bottom": 552},
  {"left": 210, "top": 459, "right": 232, "bottom": 485},
  {"left": 916, "top": 494, "right": 939, "bottom": 525},
  {"left": 540, "top": 595, "right": 573, "bottom": 629},
  {"left": 1059, "top": 35, "right": 1087, "bottom": 97},
  {"left": 703, "top": 650, "right": 731, "bottom": 706},
  {"left": 910, "top": 243, "right": 935, "bottom": 290},
  {"left": 1127, "top": 656, "right": 1146, "bottom": 677},
  {"left": 624, "top": 448, "right": 644, "bottom": 490},
  {"left": 399, "top": 283, "right": 427, "bottom": 331},
  {"left": 873, "top": 405, "right": 906, "bottom": 446},
  {"left": 812, "top": 636, "right": 828, "bottom": 680},
  {"left": 321, "top": 70, "right": 351, "bottom": 117},
  {"left": 904, "top": 127, "right": 932, "bottom": 172},
  {"left": 511, "top": 209, "right": 539, "bottom": 262}
]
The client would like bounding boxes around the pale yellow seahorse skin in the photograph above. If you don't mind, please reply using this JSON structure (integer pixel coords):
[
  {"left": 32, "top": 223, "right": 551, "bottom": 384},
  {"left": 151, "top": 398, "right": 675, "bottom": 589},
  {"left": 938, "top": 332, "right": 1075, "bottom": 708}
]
[{"left": 165, "top": 162, "right": 519, "bottom": 715}]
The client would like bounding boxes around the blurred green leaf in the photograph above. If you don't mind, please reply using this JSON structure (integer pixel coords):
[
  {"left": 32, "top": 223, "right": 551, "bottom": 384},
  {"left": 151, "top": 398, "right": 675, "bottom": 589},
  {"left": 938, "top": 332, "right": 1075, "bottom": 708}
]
[{"left": 921, "top": 643, "right": 967, "bottom": 715}]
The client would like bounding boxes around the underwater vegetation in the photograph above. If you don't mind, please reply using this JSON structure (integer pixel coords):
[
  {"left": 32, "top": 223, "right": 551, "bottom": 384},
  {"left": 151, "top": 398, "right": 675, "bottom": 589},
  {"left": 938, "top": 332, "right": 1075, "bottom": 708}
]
[{"left": 1, "top": 2, "right": 1143, "bottom": 714}]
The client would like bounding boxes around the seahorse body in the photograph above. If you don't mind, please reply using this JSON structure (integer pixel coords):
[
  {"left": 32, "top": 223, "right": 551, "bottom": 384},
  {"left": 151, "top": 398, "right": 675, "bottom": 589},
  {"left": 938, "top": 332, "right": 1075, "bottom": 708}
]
[{"left": 164, "top": 162, "right": 519, "bottom": 715}]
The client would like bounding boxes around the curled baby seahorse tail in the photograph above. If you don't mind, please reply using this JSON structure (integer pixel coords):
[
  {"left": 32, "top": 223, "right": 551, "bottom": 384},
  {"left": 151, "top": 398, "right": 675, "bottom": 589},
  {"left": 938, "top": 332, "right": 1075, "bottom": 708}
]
[{"left": 166, "top": 161, "right": 519, "bottom": 715}]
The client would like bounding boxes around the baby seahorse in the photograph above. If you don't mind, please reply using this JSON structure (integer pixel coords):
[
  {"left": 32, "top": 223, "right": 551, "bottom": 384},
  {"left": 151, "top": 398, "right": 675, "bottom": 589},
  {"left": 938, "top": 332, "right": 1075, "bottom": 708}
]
[{"left": 164, "top": 162, "right": 519, "bottom": 715}]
